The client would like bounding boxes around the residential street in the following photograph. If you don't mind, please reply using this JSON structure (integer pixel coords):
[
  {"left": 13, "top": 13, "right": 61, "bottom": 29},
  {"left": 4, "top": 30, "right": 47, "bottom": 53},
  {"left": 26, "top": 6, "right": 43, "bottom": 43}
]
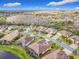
[
  {"left": 43, "top": 35, "right": 76, "bottom": 55},
  {"left": 45, "top": 36, "right": 74, "bottom": 51}
]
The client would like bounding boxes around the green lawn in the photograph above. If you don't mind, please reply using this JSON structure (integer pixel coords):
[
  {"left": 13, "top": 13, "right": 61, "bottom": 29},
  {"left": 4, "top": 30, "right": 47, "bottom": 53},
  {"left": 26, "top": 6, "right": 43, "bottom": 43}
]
[
  {"left": 71, "top": 30, "right": 79, "bottom": 36},
  {"left": 48, "top": 41, "right": 62, "bottom": 50},
  {"left": 0, "top": 17, "right": 6, "bottom": 24},
  {"left": 59, "top": 36, "right": 71, "bottom": 45},
  {"left": 0, "top": 45, "right": 34, "bottom": 59},
  {"left": 70, "top": 54, "right": 79, "bottom": 59}
]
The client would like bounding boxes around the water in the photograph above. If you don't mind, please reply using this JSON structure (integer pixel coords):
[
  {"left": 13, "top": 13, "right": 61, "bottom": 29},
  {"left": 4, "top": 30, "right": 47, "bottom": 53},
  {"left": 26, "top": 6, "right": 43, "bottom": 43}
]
[{"left": 0, "top": 50, "right": 20, "bottom": 59}]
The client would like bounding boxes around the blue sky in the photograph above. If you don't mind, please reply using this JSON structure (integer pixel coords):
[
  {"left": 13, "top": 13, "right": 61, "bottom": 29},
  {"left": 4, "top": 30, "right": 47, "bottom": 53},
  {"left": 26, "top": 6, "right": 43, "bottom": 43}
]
[{"left": 0, "top": 0, "right": 79, "bottom": 10}]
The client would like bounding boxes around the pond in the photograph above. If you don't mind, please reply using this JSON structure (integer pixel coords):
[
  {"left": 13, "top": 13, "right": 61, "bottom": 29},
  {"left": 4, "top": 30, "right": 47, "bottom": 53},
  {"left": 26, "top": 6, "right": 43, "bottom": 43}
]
[{"left": 0, "top": 50, "right": 20, "bottom": 59}]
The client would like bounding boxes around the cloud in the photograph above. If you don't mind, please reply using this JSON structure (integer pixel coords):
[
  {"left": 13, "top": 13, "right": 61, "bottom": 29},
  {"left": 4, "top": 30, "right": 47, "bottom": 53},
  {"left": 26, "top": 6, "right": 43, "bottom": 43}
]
[
  {"left": 75, "top": 7, "right": 79, "bottom": 9},
  {"left": 47, "top": 0, "right": 78, "bottom": 6},
  {"left": 3, "top": 2, "right": 21, "bottom": 7}
]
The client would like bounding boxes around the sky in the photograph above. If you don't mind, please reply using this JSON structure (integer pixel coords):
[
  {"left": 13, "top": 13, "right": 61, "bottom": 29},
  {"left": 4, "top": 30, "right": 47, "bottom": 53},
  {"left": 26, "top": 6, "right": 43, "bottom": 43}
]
[{"left": 0, "top": 0, "right": 79, "bottom": 10}]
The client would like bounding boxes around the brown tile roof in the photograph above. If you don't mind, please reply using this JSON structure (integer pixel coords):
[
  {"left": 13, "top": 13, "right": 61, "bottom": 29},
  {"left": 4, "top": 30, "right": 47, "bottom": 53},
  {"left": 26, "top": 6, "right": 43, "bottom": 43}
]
[
  {"left": 18, "top": 35, "right": 33, "bottom": 43},
  {"left": 69, "top": 35, "right": 79, "bottom": 41},
  {"left": 42, "top": 49, "right": 69, "bottom": 59},
  {"left": 28, "top": 40, "right": 51, "bottom": 55},
  {"left": 57, "top": 30, "right": 72, "bottom": 37},
  {"left": 47, "top": 28, "right": 57, "bottom": 33},
  {"left": 1, "top": 31, "right": 19, "bottom": 42}
]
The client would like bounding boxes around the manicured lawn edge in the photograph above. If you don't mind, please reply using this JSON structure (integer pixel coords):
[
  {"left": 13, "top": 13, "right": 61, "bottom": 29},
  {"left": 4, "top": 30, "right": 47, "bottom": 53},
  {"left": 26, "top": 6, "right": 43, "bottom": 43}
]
[{"left": 0, "top": 45, "right": 34, "bottom": 59}]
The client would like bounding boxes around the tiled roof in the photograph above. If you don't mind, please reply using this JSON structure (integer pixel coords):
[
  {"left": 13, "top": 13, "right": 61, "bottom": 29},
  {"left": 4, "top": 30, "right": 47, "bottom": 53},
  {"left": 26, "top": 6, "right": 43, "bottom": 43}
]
[
  {"left": 70, "top": 35, "right": 79, "bottom": 41},
  {"left": 18, "top": 35, "right": 33, "bottom": 43},
  {"left": 42, "top": 49, "right": 69, "bottom": 59},
  {"left": 1, "top": 31, "right": 19, "bottom": 42},
  {"left": 57, "top": 30, "right": 72, "bottom": 37},
  {"left": 28, "top": 40, "right": 51, "bottom": 55}
]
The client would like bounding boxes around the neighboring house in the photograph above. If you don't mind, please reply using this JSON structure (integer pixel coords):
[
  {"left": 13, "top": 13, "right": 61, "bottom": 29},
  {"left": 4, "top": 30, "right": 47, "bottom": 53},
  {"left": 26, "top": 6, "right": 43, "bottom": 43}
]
[
  {"left": 42, "top": 49, "right": 69, "bottom": 59},
  {"left": 69, "top": 35, "right": 79, "bottom": 44},
  {"left": 27, "top": 40, "right": 51, "bottom": 59},
  {"left": 74, "top": 20, "right": 79, "bottom": 29},
  {"left": 57, "top": 30, "right": 72, "bottom": 37},
  {"left": 16, "top": 35, "right": 34, "bottom": 47},
  {"left": 46, "top": 28, "right": 57, "bottom": 34},
  {"left": 37, "top": 26, "right": 47, "bottom": 31},
  {"left": 1, "top": 30, "right": 19, "bottom": 43},
  {"left": 0, "top": 26, "right": 8, "bottom": 32}
]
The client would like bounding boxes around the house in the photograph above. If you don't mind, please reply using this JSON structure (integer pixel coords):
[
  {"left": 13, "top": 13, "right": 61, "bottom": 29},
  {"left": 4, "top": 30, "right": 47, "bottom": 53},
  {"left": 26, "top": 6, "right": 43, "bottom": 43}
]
[
  {"left": 37, "top": 26, "right": 47, "bottom": 31},
  {"left": 1, "top": 30, "right": 19, "bottom": 42},
  {"left": 74, "top": 20, "right": 79, "bottom": 29},
  {"left": 7, "top": 25, "right": 18, "bottom": 31},
  {"left": 27, "top": 40, "right": 51, "bottom": 59},
  {"left": 46, "top": 28, "right": 57, "bottom": 34},
  {"left": 69, "top": 35, "right": 79, "bottom": 44},
  {"left": 16, "top": 35, "right": 34, "bottom": 47},
  {"left": 57, "top": 30, "right": 72, "bottom": 37},
  {"left": 42, "top": 49, "right": 69, "bottom": 59},
  {"left": 0, "top": 26, "right": 8, "bottom": 32}
]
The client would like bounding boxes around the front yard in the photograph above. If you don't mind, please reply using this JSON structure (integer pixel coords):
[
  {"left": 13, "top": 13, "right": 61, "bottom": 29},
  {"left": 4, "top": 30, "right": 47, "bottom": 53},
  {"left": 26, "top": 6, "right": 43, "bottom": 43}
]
[
  {"left": 59, "top": 36, "right": 72, "bottom": 45},
  {"left": 48, "top": 41, "right": 62, "bottom": 50},
  {"left": 70, "top": 54, "right": 79, "bottom": 59}
]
